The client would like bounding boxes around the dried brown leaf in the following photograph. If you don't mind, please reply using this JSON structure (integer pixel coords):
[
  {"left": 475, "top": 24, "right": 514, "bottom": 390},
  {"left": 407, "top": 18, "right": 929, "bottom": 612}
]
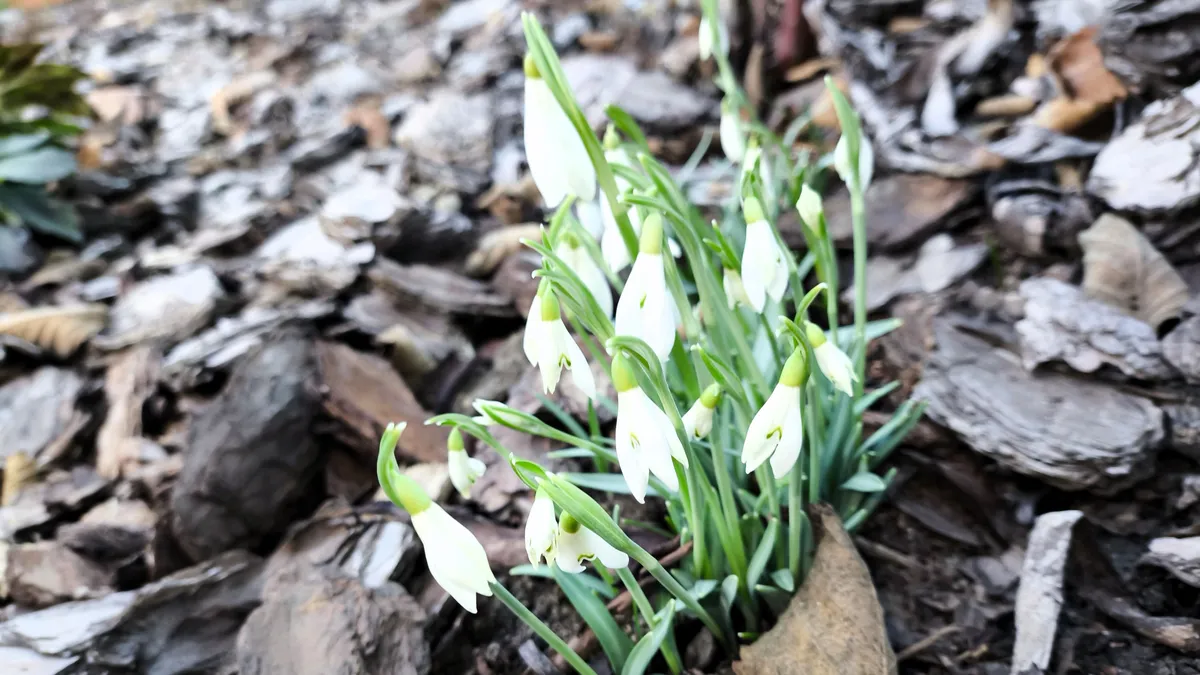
[
  {"left": 464, "top": 224, "right": 542, "bottom": 277},
  {"left": 0, "top": 305, "right": 107, "bottom": 357},
  {"left": 732, "top": 505, "right": 897, "bottom": 675},
  {"left": 1047, "top": 27, "right": 1127, "bottom": 106},
  {"left": 210, "top": 72, "right": 275, "bottom": 136},
  {"left": 976, "top": 94, "right": 1037, "bottom": 118},
  {"left": 343, "top": 103, "right": 390, "bottom": 150},
  {"left": 87, "top": 86, "right": 150, "bottom": 125},
  {"left": 1033, "top": 96, "right": 1103, "bottom": 133},
  {"left": 1, "top": 452, "right": 36, "bottom": 506},
  {"left": 1079, "top": 214, "right": 1189, "bottom": 330},
  {"left": 96, "top": 346, "right": 161, "bottom": 480}
]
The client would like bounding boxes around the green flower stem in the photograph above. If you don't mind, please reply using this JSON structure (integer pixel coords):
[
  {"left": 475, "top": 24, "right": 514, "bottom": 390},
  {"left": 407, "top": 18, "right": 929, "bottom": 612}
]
[
  {"left": 850, "top": 188, "right": 867, "bottom": 390},
  {"left": 756, "top": 466, "right": 782, "bottom": 524},
  {"left": 491, "top": 581, "right": 600, "bottom": 675}
]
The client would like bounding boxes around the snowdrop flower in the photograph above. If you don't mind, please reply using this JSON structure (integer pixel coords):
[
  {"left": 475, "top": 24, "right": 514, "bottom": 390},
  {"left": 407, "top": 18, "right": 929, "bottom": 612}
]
[
  {"left": 698, "top": 15, "right": 729, "bottom": 61},
  {"left": 447, "top": 429, "right": 486, "bottom": 499},
  {"left": 600, "top": 139, "right": 641, "bottom": 271},
  {"left": 525, "top": 488, "right": 558, "bottom": 567},
  {"left": 833, "top": 132, "right": 874, "bottom": 193},
  {"left": 741, "top": 141, "right": 774, "bottom": 199},
  {"left": 740, "top": 197, "right": 789, "bottom": 312},
  {"left": 720, "top": 97, "right": 746, "bottom": 163},
  {"left": 796, "top": 184, "right": 824, "bottom": 234},
  {"left": 554, "top": 233, "right": 612, "bottom": 319},
  {"left": 523, "top": 287, "right": 596, "bottom": 399},
  {"left": 682, "top": 383, "right": 722, "bottom": 440},
  {"left": 742, "top": 349, "right": 808, "bottom": 479},
  {"left": 377, "top": 423, "right": 495, "bottom": 613},
  {"left": 806, "top": 321, "right": 857, "bottom": 396},
  {"left": 612, "top": 353, "right": 687, "bottom": 503},
  {"left": 524, "top": 54, "right": 595, "bottom": 207},
  {"left": 615, "top": 213, "right": 677, "bottom": 361},
  {"left": 556, "top": 512, "right": 630, "bottom": 573},
  {"left": 723, "top": 266, "right": 752, "bottom": 309}
]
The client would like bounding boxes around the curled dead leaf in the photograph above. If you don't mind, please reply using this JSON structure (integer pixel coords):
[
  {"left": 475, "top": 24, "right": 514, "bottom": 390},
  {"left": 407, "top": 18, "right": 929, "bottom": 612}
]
[
  {"left": 210, "top": 72, "right": 276, "bottom": 136},
  {"left": 732, "top": 505, "right": 897, "bottom": 675},
  {"left": 343, "top": 102, "right": 391, "bottom": 150},
  {"left": 1, "top": 452, "right": 36, "bottom": 506},
  {"left": 1079, "top": 214, "right": 1188, "bottom": 331},
  {"left": 1047, "top": 27, "right": 1127, "bottom": 106},
  {"left": 0, "top": 305, "right": 108, "bottom": 357},
  {"left": 975, "top": 94, "right": 1037, "bottom": 118}
]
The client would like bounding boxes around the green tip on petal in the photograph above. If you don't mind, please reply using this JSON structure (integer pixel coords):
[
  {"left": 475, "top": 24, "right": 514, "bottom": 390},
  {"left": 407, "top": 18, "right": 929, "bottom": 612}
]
[
  {"left": 611, "top": 353, "right": 638, "bottom": 393},
  {"left": 779, "top": 348, "right": 809, "bottom": 388},
  {"left": 700, "top": 383, "right": 722, "bottom": 409},
  {"left": 742, "top": 195, "right": 765, "bottom": 224},
  {"left": 562, "top": 230, "right": 580, "bottom": 249},
  {"left": 560, "top": 512, "right": 581, "bottom": 533},
  {"left": 540, "top": 289, "right": 562, "bottom": 321},
  {"left": 804, "top": 321, "right": 827, "bottom": 348},
  {"left": 638, "top": 212, "right": 664, "bottom": 255},
  {"left": 448, "top": 427, "right": 464, "bottom": 453},
  {"left": 523, "top": 53, "right": 541, "bottom": 79}
]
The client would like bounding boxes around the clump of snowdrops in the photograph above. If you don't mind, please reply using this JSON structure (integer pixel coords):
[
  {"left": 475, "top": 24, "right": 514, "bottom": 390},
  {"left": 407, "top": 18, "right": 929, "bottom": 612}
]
[{"left": 376, "top": 5, "right": 924, "bottom": 673}]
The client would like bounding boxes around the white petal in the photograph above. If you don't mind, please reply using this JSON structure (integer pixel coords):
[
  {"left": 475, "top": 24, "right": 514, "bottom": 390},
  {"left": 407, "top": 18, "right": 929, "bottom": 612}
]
[
  {"left": 720, "top": 108, "right": 745, "bottom": 163},
  {"left": 570, "top": 246, "right": 613, "bottom": 319},
  {"left": 766, "top": 253, "right": 790, "bottom": 302},
  {"left": 682, "top": 405, "right": 700, "bottom": 439},
  {"left": 615, "top": 253, "right": 653, "bottom": 340},
  {"left": 555, "top": 529, "right": 589, "bottom": 574},
  {"left": 449, "top": 451, "right": 483, "bottom": 498},
  {"left": 642, "top": 401, "right": 680, "bottom": 491},
  {"left": 576, "top": 200, "right": 604, "bottom": 240},
  {"left": 601, "top": 203, "right": 632, "bottom": 271},
  {"left": 615, "top": 391, "right": 650, "bottom": 503},
  {"left": 412, "top": 506, "right": 495, "bottom": 613},
  {"left": 741, "top": 384, "right": 793, "bottom": 472},
  {"left": 770, "top": 401, "right": 805, "bottom": 479},
  {"left": 582, "top": 529, "right": 629, "bottom": 569},
  {"left": 523, "top": 295, "right": 542, "bottom": 366},
  {"left": 640, "top": 276, "right": 677, "bottom": 361},
  {"left": 525, "top": 80, "right": 572, "bottom": 207},
  {"left": 564, "top": 338, "right": 596, "bottom": 400},
  {"left": 525, "top": 494, "right": 558, "bottom": 566},
  {"left": 859, "top": 137, "right": 875, "bottom": 191},
  {"left": 537, "top": 320, "right": 565, "bottom": 395},
  {"left": 741, "top": 223, "right": 774, "bottom": 312},
  {"left": 816, "top": 342, "right": 857, "bottom": 395}
]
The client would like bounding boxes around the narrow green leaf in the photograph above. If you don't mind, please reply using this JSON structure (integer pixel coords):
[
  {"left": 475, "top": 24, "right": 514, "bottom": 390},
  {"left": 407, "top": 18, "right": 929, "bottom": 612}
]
[
  {"left": 0, "top": 131, "right": 49, "bottom": 157},
  {"left": 621, "top": 601, "right": 676, "bottom": 675},
  {"left": 840, "top": 472, "right": 888, "bottom": 493},
  {"left": 0, "top": 183, "right": 80, "bottom": 242},
  {"left": 755, "top": 584, "right": 792, "bottom": 615},
  {"left": 511, "top": 565, "right": 616, "bottom": 599},
  {"left": 605, "top": 104, "right": 651, "bottom": 152},
  {"left": 554, "top": 567, "right": 634, "bottom": 672},
  {"left": 562, "top": 472, "right": 658, "bottom": 497},
  {"left": 746, "top": 519, "right": 779, "bottom": 590},
  {"left": 769, "top": 568, "right": 795, "bottom": 593}
]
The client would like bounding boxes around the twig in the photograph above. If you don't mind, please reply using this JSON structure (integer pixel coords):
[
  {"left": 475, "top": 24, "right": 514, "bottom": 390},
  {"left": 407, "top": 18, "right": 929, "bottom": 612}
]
[
  {"left": 896, "top": 624, "right": 961, "bottom": 661},
  {"left": 853, "top": 536, "right": 921, "bottom": 570}
]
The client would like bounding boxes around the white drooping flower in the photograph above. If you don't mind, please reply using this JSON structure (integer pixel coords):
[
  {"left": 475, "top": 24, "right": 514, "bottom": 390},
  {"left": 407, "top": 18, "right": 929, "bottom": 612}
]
[
  {"left": 833, "top": 132, "right": 874, "bottom": 193},
  {"left": 378, "top": 423, "right": 495, "bottom": 613},
  {"left": 742, "top": 349, "right": 807, "bottom": 479},
  {"left": 446, "top": 429, "right": 486, "bottom": 499},
  {"left": 698, "top": 15, "right": 729, "bottom": 61},
  {"left": 723, "top": 267, "right": 753, "bottom": 309},
  {"left": 682, "top": 383, "right": 722, "bottom": 440},
  {"left": 600, "top": 142, "right": 641, "bottom": 272},
  {"left": 555, "top": 512, "right": 630, "bottom": 573},
  {"left": 525, "top": 488, "right": 558, "bottom": 567},
  {"left": 806, "top": 321, "right": 857, "bottom": 396},
  {"left": 796, "top": 183, "right": 824, "bottom": 233},
  {"left": 720, "top": 98, "right": 746, "bottom": 163},
  {"left": 523, "top": 288, "right": 596, "bottom": 399},
  {"left": 555, "top": 234, "right": 612, "bottom": 319},
  {"left": 413, "top": 502, "right": 497, "bottom": 612},
  {"left": 524, "top": 55, "right": 596, "bottom": 207},
  {"left": 614, "top": 213, "right": 677, "bottom": 361},
  {"left": 611, "top": 354, "right": 687, "bottom": 503},
  {"left": 740, "top": 197, "right": 789, "bottom": 312}
]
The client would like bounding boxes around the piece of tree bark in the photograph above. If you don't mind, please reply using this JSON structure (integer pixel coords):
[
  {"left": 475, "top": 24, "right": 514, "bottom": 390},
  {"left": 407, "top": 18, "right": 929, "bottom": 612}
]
[
  {"left": 5, "top": 541, "right": 114, "bottom": 608},
  {"left": 1015, "top": 278, "right": 1176, "bottom": 380},
  {"left": 915, "top": 320, "right": 1163, "bottom": 494},
  {"left": 0, "top": 367, "right": 84, "bottom": 464},
  {"left": 316, "top": 341, "right": 448, "bottom": 464},
  {"left": 1141, "top": 537, "right": 1200, "bottom": 588},
  {"left": 236, "top": 564, "right": 430, "bottom": 675},
  {"left": 369, "top": 259, "right": 514, "bottom": 317},
  {"left": 96, "top": 346, "right": 161, "bottom": 479},
  {"left": 1011, "top": 510, "right": 1083, "bottom": 675},
  {"left": 170, "top": 337, "right": 323, "bottom": 562}
]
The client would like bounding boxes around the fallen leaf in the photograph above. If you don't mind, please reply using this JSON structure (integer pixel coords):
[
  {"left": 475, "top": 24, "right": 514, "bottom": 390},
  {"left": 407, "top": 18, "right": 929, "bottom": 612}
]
[
  {"left": 96, "top": 346, "right": 161, "bottom": 480},
  {"left": 86, "top": 86, "right": 149, "bottom": 125},
  {"left": 1078, "top": 214, "right": 1188, "bottom": 330},
  {"left": 343, "top": 102, "right": 390, "bottom": 150},
  {"left": 0, "top": 305, "right": 107, "bottom": 357},
  {"left": 733, "top": 505, "right": 897, "bottom": 675},
  {"left": 975, "top": 94, "right": 1037, "bottom": 117},
  {"left": 464, "top": 224, "right": 542, "bottom": 277},
  {"left": 1047, "top": 27, "right": 1127, "bottom": 105},
  {"left": 1, "top": 453, "right": 36, "bottom": 506},
  {"left": 210, "top": 72, "right": 276, "bottom": 136}
]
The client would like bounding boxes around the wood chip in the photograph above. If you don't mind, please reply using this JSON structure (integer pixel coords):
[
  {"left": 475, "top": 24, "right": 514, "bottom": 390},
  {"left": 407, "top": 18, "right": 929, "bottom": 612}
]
[
  {"left": 1141, "top": 537, "right": 1200, "bottom": 587},
  {"left": 1, "top": 453, "right": 36, "bottom": 507},
  {"left": 369, "top": 259, "right": 515, "bottom": 317},
  {"left": 1079, "top": 214, "right": 1189, "bottom": 331},
  {"left": 5, "top": 542, "right": 113, "bottom": 609},
  {"left": 1011, "top": 510, "right": 1083, "bottom": 675},
  {"left": 915, "top": 320, "right": 1163, "bottom": 494},
  {"left": 343, "top": 102, "right": 391, "bottom": 150}
]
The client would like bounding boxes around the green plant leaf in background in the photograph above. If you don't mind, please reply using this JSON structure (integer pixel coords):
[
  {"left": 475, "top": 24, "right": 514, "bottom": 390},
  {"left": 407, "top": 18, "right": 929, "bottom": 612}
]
[
  {"left": 554, "top": 566, "right": 634, "bottom": 672},
  {"left": 0, "top": 183, "right": 80, "bottom": 242},
  {"left": 0, "top": 145, "right": 76, "bottom": 183}
]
